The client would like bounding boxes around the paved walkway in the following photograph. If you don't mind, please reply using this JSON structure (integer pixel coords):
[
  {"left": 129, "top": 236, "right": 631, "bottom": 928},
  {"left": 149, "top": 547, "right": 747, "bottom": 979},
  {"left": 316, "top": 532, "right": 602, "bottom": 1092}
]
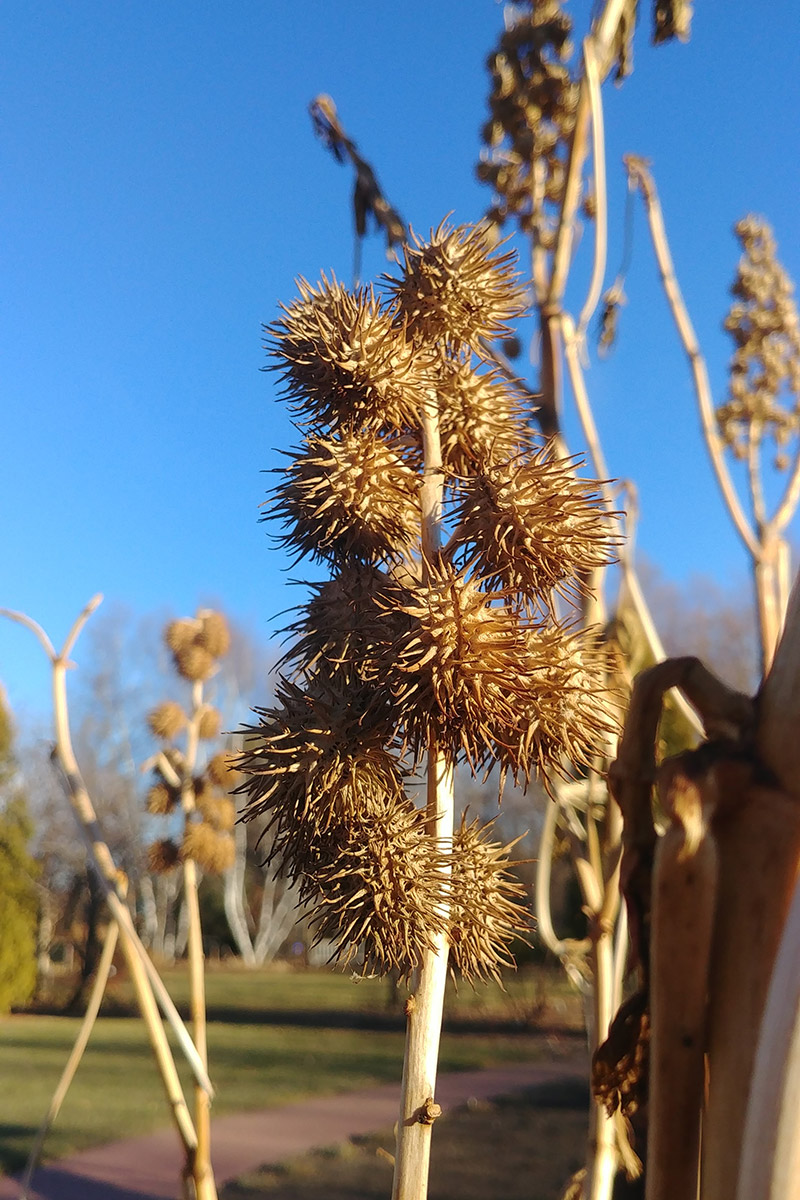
[{"left": 2, "top": 1058, "right": 588, "bottom": 1200}]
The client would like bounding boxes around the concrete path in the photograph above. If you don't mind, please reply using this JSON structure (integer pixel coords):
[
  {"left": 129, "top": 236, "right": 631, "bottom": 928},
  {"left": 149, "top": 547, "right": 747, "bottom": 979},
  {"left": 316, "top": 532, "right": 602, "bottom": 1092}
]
[{"left": 1, "top": 1059, "right": 588, "bottom": 1200}]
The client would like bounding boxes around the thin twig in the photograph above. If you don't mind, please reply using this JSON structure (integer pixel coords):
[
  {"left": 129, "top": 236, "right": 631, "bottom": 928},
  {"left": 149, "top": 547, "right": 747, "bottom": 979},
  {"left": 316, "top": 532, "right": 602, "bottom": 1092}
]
[{"left": 576, "top": 38, "right": 608, "bottom": 349}]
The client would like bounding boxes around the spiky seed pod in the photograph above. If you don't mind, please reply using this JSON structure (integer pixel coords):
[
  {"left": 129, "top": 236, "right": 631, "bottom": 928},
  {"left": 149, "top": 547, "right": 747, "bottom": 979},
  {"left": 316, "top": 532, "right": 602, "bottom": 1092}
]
[
  {"left": 448, "top": 817, "right": 530, "bottom": 983},
  {"left": 454, "top": 447, "right": 616, "bottom": 605},
  {"left": 387, "top": 222, "right": 523, "bottom": 349},
  {"left": 488, "top": 624, "right": 621, "bottom": 787},
  {"left": 268, "top": 275, "right": 433, "bottom": 432},
  {"left": 165, "top": 618, "right": 199, "bottom": 654},
  {"left": 194, "top": 784, "right": 236, "bottom": 832},
  {"left": 173, "top": 643, "right": 216, "bottom": 682},
  {"left": 271, "top": 429, "right": 421, "bottom": 566},
  {"left": 182, "top": 821, "right": 235, "bottom": 873},
  {"left": 148, "top": 839, "right": 181, "bottom": 874},
  {"left": 236, "top": 674, "right": 405, "bottom": 875},
  {"left": 278, "top": 563, "right": 412, "bottom": 681},
  {"left": 197, "top": 705, "right": 221, "bottom": 740},
  {"left": 146, "top": 781, "right": 180, "bottom": 816},
  {"left": 436, "top": 361, "right": 530, "bottom": 474},
  {"left": 206, "top": 750, "right": 239, "bottom": 788},
  {"left": 391, "top": 563, "right": 540, "bottom": 766},
  {"left": 196, "top": 610, "right": 231, "bottom": 658},
  {"left": 304, "top": 799, "right": 448, "bottom": 977},
  {"left": 147, "top": 701, "right": 187, "bottom": 741}
]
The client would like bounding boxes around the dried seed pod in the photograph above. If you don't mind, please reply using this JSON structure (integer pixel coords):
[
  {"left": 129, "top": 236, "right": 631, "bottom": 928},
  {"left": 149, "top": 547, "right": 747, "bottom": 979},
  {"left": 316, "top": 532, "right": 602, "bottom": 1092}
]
[
  {"left": 268, "top": 275, "right": 432, "bottom": 431},
  {"left": 304, "top": 798, "right": 448, "bottom": 977},
  {"left": 148, "top": 838, "right": 181, "bottom": 874},
  {"left": 271, "top": 428, "right": 421, "bottom": 565},
  {"left": 448, "top": 817, "right": 529, "bottom": 983},
  {"left": 146, "top": 781, "right": 180, "bottom": 816},
  {"left": 237, "top": 673, "right": 405, "bottom": 873},
  {"left": 388, "top": 222, "right": 523, "bottom": 348},
  {"left": 182, "top": 821, "right": 235, "bottom": 873},
  {"left": 147, "top": 701, "right": 187, "bottom": 741},
  {"left": 165, "top": 618, "right": 198, "bottom": 654},
  {"left": 196, "top": 610, "right": 231, "bottom": 658},
  {"left": 173, "top": 643, "right": 216, "bottom": 682},
  {"left": 454, "top": 446, "right": 617, "bottom": 605},
  {"left": 436, "top": 361, "right": 531, "bottom": 473},
  {"left": 206, "top": 750, "right": 239, "bottom": 788},
  {"left": 197, "top": 706, "right": 221, "bottom": 740}
]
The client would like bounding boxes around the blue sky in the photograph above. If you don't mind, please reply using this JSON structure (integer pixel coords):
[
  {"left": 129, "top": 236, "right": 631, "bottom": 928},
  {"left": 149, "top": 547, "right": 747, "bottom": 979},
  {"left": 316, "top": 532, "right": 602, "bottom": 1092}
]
[{"left": 3, "top": 1, "right": 800, "bottom": 716}]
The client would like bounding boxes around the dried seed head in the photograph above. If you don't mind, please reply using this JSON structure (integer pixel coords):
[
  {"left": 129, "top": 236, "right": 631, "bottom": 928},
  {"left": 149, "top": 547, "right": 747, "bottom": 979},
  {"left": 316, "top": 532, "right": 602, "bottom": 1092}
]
[
  {"left": 268, "top": 275, "right": 431, "bottom": 431},
  {"left": 165, "top": 618, "right": 198, "bottom": 654},
  {"left": 489, "top": 624, "right": 621, "bottom": 787},
  {"left": 388, "top": 222, "right": 523, "bottom": 348},
  {"left": 197, "top": 706, "right": 221, "bottom": 740},
  {"left": 195, "top": 784, "right": 236, "bottom": 832},
  {"left": 437, "top": 362, "right": 530, "bottom": 473},
  {"left": 207, "top": 750, "right": 240, "bottom": 788},
  {"left": 148, "top": 839, "right": 180, "bottom": 874},
  {"left": 147, "top": 701, "right": 187, "bottom": 741},
  {"left": 174, "top": 643, "right": 217, "bottom": 682},
  {"left": 454, "top": 446, "right": 617, "bottom": 606},
  {"left": 271, "top": 429, "right": 421, "bottom": 565},
  {"left": 236, "top": 674, "right": 404, "bottom": 873},
  {"left": 304, "top": 798, "right": 448, "bottom": 977},
  {"left": 146, "top": 781, "right": 180, "bottom": 816},
  {"left": 279, "top": 563, "right": 412, "bottom": 682},
  {"left": 390, "top": 563, "right": 531, "bottom": 765},
  {"left": 448, "top": 817, "right": 529, "bottom": 983},
  {"left": 196, "top": 610, "right": 231, "bottom": 658},
  {"left": 182, "top": 821, "right": 235, "bottom": 873}
]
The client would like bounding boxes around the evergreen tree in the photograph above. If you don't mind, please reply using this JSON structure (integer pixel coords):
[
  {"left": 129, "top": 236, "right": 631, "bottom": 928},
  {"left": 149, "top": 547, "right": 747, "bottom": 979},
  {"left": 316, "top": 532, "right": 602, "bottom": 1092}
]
[{"left": 0, "top": 689, "right": 39, "bottom": 1013}]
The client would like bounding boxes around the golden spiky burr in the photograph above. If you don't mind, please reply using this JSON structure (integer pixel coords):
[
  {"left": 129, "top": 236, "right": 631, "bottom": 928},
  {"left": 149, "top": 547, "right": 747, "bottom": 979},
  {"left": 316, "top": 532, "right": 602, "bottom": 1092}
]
[
  {"left": 268, "top": 275, "right": 431, "bottom": 432},
  {"left": 454, "top": 446, "right": 617, "bottom": 604},
  {"left": 146, "top": 781, "right": 180, "bottom": 816},
  {"left": 304, "top": 798, "right": 448, "bottom": 976},
  {"left": 388, "top": 222, "right": 523, "bottom": 348},
  {"left": 147, "top": 838, "right": 180, "bottom": 874},
  {"left": 174, "top": 643, "right": 217, "bottom": 682},
  {"left": 197, "top": 706, "right": 221, "bottom": 740},
  {"left": 196, "top": 610, "right": 231, "bottom": 658},
  {"left": 237, "top": 674, "right": 405, "bottom": 874},
  {"left": 147, "top": 701, "right": 187, "bottom": 741},
  {"left": 278, "top": 563, "right": 411, "bottom": 681},
  {"left": 272, "top": 428, "right": 421, "bottom": 565},
  {"left": 448, "top": 817, "right": 529, "bottom": 983},
  {"left": 390, "top": 562, "right": 530, "bottom": 765},
  {"left": 182, "top": 821, "right": 235, "bottom": 874},
  {"left": 207, "top": 750, "right": 240, "bottom": 788},
  {"left": 165, "top": 618, "right": 197, "bottom": 654},
  {"left": 436, "top": 361, "right": 530, "bottom": 474}
]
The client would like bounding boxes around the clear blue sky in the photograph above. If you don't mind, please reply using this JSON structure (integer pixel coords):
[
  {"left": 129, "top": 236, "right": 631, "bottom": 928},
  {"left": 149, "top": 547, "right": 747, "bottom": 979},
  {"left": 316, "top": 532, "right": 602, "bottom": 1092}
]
[{"left": 3, "top": 1, "right": 800, "bottom": 716}]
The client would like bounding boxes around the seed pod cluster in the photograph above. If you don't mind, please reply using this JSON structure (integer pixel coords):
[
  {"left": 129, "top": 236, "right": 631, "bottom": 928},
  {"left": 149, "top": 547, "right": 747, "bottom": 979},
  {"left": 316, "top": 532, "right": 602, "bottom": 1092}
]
[
  {"left": 718, "top": 216, "right": 800, "bottom": 468},
  {"left": 244, "top": 223, "right": 617, "bottom": 978},
  {"left": 145, "top": 610, "right": 236, "bottom": 876},
  {"left": 476, "top": 0, "right": 579, "bottom": 248}
]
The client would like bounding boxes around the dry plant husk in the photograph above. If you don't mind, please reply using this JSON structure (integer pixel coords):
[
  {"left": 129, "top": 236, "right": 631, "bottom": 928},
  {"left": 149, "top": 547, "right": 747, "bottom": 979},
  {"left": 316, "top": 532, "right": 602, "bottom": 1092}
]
[
  {"left": 447, "top": 816, "right": 530, "bottom": 983},
  {"left": 197, "top": 705, "right": 221, "bottom": 740},
  {"left": 271, "top": 428, "right": 421, "bottom": 565},
  {"left": 173, "top": 643, "right": 217, "bottom": 682},
  {"left": 165, "top": 618, "right": 198, "bottom": 654},
  {"left": 237, "top": 673, "right": 406, "bottom": 875},
  {"left": 146, "top": 781, "right": 180, "bottom": 816},
  {"left": 437, "top": 360, "right": 531, "bottom": 474},
  {"left": 196, "top": 610, "right": 231, "bottom": 657},
  {"left": 303, "top": 797, "right": 448, "bottom": 977},
  {"left": 267, "top": 276, "right": 431, "bottom": 432},
  {"left": 454, "top": 446, "right": 617, "bottom": 604},
  {"left": 207, "top": 750, "right": 241, "bottom": 788},
  {"left": 148, "top": 838, "right": 181, "bottom": 874},
  {"left": 387, "top": 222, "right": 523, "bottom": 348},
  {"left": 278, "top": 563, "right": 412, "bottom": 681},
  {"left": 148, "top": 700, "right": 187, "bottom": 741},
  {"left": 182, "top": 821, "right": 235, "bottom": 873}
]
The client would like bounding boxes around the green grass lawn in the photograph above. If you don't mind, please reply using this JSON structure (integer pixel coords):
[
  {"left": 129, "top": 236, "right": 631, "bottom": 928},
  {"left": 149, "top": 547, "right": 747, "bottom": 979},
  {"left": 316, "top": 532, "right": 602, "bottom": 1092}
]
[{"left": 0, "top": 964, "right": 582, "bottom": 1176}]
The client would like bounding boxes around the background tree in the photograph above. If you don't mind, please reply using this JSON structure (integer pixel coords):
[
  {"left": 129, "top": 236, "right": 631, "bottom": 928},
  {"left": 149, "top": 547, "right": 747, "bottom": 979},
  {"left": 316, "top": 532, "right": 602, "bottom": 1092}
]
[{"left": 0, "top": 686, "right": 38, "bottom": 1013}]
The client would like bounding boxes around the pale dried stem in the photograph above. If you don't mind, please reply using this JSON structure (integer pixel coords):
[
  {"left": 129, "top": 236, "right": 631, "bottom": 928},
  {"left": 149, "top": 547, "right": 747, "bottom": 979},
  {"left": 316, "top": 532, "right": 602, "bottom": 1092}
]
[
  {"left": 0, "top": 601, "right": 210, "bottom": 1140},
  {"left": 392, "top": 399, "right": 454, "bottom": 1200},
  {"left": 19, "top": 913, "right": 121, "bottom": 1199},
  {"left": 625, "top": 157, "right": 759, "bottom": 560},
  {"left": 748, "top": 431, "right": 767, "bottom": 530},
  {"left": 576, "top": 38, "right": 608, "bottom": 349},
  {"left": 534, "top": 797, "right": 591, "bottom": 966}
]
